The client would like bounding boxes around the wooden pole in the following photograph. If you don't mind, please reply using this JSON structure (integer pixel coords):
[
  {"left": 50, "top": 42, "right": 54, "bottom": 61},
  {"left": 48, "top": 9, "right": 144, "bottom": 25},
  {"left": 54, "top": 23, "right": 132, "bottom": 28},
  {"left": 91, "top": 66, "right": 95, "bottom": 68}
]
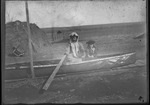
[{"left": 25, "top": 0, "right": 35, "bottom": 78}]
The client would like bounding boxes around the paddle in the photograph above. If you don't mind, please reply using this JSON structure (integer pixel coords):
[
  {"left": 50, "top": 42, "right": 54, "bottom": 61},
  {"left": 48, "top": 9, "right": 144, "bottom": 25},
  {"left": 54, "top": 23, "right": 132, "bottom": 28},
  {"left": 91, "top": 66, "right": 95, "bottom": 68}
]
[{"left": 39, "top": 54, "right": 67, "bottom": 94}]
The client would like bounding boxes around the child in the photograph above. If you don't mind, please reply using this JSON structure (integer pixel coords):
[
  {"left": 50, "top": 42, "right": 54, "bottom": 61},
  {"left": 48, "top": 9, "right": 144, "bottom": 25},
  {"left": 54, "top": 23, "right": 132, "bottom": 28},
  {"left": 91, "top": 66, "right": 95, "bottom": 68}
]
[{"left": 86, "top": 40, "right": 97, "bottom": 58}]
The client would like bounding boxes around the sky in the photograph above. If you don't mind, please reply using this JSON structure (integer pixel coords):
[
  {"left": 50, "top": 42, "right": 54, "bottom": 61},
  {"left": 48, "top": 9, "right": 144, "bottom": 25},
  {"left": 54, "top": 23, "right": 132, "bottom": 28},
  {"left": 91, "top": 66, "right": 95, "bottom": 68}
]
[{"left": 5, "top": 0, "right": 146, "bottom": 28}]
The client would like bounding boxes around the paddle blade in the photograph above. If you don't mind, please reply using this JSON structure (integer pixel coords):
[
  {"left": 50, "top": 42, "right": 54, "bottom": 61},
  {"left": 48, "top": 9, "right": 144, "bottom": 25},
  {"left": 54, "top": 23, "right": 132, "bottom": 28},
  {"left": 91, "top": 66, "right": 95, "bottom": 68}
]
[{"left": 40, "top": 55, "right": 67, "bottom": 92}]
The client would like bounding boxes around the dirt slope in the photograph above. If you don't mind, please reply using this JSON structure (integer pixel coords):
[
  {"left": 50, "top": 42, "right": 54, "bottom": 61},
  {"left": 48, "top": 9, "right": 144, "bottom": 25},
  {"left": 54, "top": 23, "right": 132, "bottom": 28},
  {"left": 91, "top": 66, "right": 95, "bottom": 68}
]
[{"left": 5, "top": 20, "right": 51, "bottom": 57}]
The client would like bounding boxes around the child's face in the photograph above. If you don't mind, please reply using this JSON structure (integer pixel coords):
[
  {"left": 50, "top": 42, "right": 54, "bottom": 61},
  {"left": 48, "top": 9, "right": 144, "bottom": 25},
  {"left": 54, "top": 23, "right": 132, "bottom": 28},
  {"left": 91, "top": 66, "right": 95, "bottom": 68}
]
[{"left": 89, "top": 44, "right": 94, "bottom": 48}]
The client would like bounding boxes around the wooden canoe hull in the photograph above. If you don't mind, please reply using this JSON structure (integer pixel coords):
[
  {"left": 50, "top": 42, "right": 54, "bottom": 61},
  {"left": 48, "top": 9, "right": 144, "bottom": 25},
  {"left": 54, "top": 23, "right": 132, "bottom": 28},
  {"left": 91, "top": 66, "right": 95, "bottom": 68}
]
[{"left": 5, "top": 52, "right": 136, "bottom": 81}]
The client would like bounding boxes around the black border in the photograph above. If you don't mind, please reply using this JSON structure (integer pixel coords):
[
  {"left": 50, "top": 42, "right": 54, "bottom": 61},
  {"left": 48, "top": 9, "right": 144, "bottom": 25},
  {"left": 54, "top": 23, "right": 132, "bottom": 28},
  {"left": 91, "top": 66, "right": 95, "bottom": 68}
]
[
  {"left": 1, "top": 0, "right": 5, "bottom": 104},
  {"left": 1, "top": 0, "right": 149, "bottom": 105}
]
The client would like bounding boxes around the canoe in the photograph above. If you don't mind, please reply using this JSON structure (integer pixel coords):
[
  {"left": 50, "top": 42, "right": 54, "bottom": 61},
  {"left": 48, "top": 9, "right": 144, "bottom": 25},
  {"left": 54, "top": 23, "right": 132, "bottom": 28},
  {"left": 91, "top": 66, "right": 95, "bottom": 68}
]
[{"left": 5, "top": 52, "right": 136, "bottom": 81}]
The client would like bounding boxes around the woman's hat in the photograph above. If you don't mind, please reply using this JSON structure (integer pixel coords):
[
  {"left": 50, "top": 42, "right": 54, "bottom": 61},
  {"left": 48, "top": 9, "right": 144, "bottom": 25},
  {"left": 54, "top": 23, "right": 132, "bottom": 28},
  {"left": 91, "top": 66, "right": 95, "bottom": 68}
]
[{"left": 69, "top": 32, "right": 79, "bottom": 37}]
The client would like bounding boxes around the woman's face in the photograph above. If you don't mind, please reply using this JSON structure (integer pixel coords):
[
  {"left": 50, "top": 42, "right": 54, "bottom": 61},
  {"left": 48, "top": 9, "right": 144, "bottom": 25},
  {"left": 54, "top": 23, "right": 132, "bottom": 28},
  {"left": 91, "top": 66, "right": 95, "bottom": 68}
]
[
  {"left": 73, "top": 37, "right": 77, "bottom": 41},
  {"left": 70, "top": 35, "right": 78, "bottom": 42}
]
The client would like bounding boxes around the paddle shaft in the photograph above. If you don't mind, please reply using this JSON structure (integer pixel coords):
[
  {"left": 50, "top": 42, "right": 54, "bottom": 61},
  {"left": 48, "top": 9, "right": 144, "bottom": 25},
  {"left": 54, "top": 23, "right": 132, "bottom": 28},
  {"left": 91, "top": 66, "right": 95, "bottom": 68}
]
[{"left": 42, "top": 54, "right": 67, "bottom": 91}]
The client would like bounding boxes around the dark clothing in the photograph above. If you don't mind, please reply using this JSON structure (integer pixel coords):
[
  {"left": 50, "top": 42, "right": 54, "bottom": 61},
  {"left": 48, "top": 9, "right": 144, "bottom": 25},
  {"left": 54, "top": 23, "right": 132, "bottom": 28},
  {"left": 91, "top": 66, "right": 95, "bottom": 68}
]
[{"left": 86, "top": 45, "right": 97, "bottom": 58}]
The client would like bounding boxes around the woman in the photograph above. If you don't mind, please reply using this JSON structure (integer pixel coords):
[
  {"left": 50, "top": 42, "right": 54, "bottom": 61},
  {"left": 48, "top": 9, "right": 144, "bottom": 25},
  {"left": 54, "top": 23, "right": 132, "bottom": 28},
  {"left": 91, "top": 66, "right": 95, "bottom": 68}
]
[{"left": 65, "top": 32, "right": 86, "bottom": 63}]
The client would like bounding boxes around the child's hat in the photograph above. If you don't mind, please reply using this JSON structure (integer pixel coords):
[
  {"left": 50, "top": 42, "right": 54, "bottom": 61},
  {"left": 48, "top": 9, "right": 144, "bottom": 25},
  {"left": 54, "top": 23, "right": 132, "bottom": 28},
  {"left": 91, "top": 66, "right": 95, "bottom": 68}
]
[{"left": 86, "top": 40, "right": 95, "bottom": 45}]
